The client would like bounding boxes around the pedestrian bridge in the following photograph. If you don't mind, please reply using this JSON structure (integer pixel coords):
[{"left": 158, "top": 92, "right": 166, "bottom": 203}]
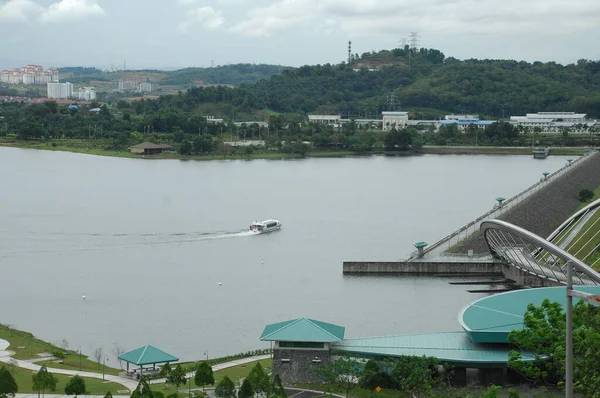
[{"left": 481, "top": 199, "right": 600, "bottom": 286}]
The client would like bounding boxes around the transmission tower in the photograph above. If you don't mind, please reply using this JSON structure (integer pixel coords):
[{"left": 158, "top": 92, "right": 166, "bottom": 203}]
[
  {"left": 387, "top": 93, "right": 397, "bottom": 111},
  {"left": 398, "top": 38, "right": 408, "bottom": 49},
  {"left": 409, "top": 32, "right": 420, "bottom": 49},
  {"left": 348, "top": 41, "right": 352, "bottom": 64}
]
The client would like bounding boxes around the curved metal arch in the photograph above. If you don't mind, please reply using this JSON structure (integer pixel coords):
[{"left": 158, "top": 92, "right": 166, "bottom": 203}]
[
  {"left": 481, "top": 219, "right": 600, "bottom": 286},
  {"left": 546, "top": 198, "right": 600, "bottom": 243}
]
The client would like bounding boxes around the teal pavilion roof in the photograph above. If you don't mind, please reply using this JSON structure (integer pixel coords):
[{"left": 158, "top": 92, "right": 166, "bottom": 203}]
[
  {"left": 117, "top": 344, "right": 179, "bottom": 366},
  {"left": 260, "top": 318, "right": 345, "bottom": 342}
]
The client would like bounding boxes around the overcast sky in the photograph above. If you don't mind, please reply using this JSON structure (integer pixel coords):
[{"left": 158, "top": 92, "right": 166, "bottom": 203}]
[{"left": 1, "top": 0, "right": 599, "bottom": 70}]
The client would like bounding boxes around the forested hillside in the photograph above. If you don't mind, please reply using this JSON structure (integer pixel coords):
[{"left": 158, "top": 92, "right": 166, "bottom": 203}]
[
  {"left": 131, "top": 47, "right": 600, "bottom": 119},
  {"left": 56, "top": 64, "right": 290, "bottom": 87}
]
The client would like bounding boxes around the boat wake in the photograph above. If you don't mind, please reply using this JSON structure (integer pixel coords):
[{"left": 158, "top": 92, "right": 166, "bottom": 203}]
[{"left": 0, "top": 229, "right": 258, "bottom": 259}]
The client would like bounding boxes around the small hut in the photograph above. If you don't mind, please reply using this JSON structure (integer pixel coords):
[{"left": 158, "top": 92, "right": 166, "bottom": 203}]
[
  {"left": 118, "top": 344, "right": 178, "bottom": 378},
  {"left": 128, "top": 142, "right": 173, "bottom": 155},
  {"left": 260, "top": 318, "right": 345, "bottom": 383}
]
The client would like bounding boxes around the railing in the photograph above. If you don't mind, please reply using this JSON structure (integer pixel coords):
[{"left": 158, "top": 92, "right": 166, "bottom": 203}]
[{"left": 407, "top": 150, "right": 598, "bottom": 261}]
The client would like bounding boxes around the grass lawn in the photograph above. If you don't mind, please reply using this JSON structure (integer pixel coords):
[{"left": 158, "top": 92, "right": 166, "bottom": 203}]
[
  {"left": 36, "top": 355, "right": 121, "bottom": 376},
  {"left": 150, "top": 358, "right": 272, "bottom": 396},
  {"left": 6, "top": 365, "right": 129, "bottom": 395},
  {"left": 0, "top": 324, "right": 76, "bottom": 360}
]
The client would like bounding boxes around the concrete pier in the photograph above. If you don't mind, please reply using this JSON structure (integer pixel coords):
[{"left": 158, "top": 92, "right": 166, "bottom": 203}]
[
  {"left": 342, "top": 150, "right": 600, "bottom": 285},
  {"left": 343, "top": 260, "right": 503, "bottom": 275}
]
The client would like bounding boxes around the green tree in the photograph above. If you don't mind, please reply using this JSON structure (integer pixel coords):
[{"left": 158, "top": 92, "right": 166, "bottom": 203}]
[
  {"left": 0, "top": 366, "right": 18, "bottom": 398},
  {"left": 194, "top": 362, "right": 214, "bottom": 391},
  {"left": 359, "top": 359, "right": 391, "bottom": 390},
  {"left": 167, "top": 365, "right": 186, "bottom": 390},
  {"left": 214, "top": 376, "right": 236, "bottom": 398},
  {"left": 508, "top": 299, "right": 600, "bottom": 397},
  {"left": 159, "top": 363, "right": 172, "bottom": 380},
  {"left": 269, "top": 374, "right": 286, "bottom": 397},
  {"left": 246, "top": 362, "right": 270, "bottom": 395},
  {"left": 389, "top": 355, "right": 439, "bottom": 396},
  {"left": 578, "top": 188, "right": 595, "bottom": 203},
  {"left": 131, "top": 379, "right": 153, "bottom": 398},
  {"left": 64, "top": 375, "right": 86, "bottom": 397},
  {"left": 237, "top": 379, "right": 253, "bottom": 398},
  {"left": 31, "top": 365, "right": 57, "bottom": 398},
  {"left": 318, "top": 357, "right": 362, "bottom": 398},
  {"left": 179, "top": 141, "right": 192, "bottom": 155}
]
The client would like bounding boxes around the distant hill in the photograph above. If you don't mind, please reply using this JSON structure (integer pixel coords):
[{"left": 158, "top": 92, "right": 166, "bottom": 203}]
[
  {"left": 57, "top": 63, "right": 291, "bottom": 87},
  {"left": 213, "top": 47, "right": 600, "bottom": 118}
]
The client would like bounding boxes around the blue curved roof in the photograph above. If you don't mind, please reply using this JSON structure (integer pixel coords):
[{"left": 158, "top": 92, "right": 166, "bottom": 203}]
[
  {"left": 332, "top": 331, "right": 532, "bottom": 368},
  {"left": 460, "top": 286, "right": 600, "bottom": 343}
]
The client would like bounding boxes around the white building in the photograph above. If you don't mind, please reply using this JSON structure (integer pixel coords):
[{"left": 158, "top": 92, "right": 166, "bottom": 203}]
[
  {"left": 76, "top": 87, "right": 96, "bottom": 101},
  {"left": 205, "top": 116, "right": 224, "bottom": 123},
  {"left": 382, "top": 111, "right": 409, "bottom": 130},
  {"left": 445, "top": 114, "right": 479, "bottom": 120},
  {"left": 47, "top": 82, "right": 73, "bottom": 99},
  {"left": 509, "top": 112, "right": 597, "bottom": 133},
  {"left": 118, "top": 81, "right": 137, "bottom": 92},
  {"left": 308, "top": 115, "right": 342, "bottom": 125},
  {"left": 138, "top": 82, "right": 154, "bottom": 93},
  {"left": 22, "top": 73, "right": 35, "bottom": 84}
]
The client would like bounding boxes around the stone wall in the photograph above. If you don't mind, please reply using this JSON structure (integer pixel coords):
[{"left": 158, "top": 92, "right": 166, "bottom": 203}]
[
  {"left": 453, "top": 152, "right": 600, "bottom": 254},
  {"left": 273, "top": 348, "right": 330, "bottom": 384},
  {"left": 343, "top": 261, "right": 503, "bottom": 275}
]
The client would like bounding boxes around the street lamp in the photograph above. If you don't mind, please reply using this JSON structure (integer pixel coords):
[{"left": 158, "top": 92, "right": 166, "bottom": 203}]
[
  {"left": 77, "top": 347, "right": 82, "bottom": 371},
  {"left": 565, "top": 261, "right": 600, "bottom": 398},
  {"left": 103, "top": 355, "right": 108, "bottom": 380}
]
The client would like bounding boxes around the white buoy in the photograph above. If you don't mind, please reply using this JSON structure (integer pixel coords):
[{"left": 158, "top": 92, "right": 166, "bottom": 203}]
[
  {"left": 218, "top": 281, "right": 222, "bottom": 286},
  {"left": 82, "top": 293, "right": 86, "bottom": 300}
]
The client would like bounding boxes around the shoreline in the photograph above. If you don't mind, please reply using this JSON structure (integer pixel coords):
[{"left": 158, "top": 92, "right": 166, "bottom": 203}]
[{"left": 0, "top": 140, "right": 588, "bottom": 160}]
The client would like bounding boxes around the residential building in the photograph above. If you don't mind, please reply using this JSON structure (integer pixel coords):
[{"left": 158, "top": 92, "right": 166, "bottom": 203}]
[
  {"left": 138, "top": 82, "right": 154, "bottom": 93},
  {"left": 0, "top": 64, "right": 58, "bottom": 85},
  {"left": 76, "top": 87, "right": 97, "bottom": 101},
  {"left": 118, "top": 81, "right": 137, "bottom": 92},
  {"left": 47, "top": 82, "right": 73, "bottom": 99}
]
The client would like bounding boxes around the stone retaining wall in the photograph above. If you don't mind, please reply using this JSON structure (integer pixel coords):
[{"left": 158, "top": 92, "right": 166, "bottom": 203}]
[{"left": 452, "top": 152, "right": 600, "bottom": 254}]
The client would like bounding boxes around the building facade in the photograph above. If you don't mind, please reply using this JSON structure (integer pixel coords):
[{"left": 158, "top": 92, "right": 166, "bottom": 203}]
[
  {"left": 76, "top": 87, "right": 97, "bottom": 101},
  {"left": 47, "top": 82, "right": 73, "bottom": 99},
  {"left": 382, "top": 111, "right": 409, "bottom": 130},
  {"left": 0, "top": 65, "right": 58, "bottom": 85},
  {"left": 118, "top": 81, "right": 137, "bottom": 92},
  {"left": 509, "top": 112, "right": 598, "bottom": 133},
  {"left": 260, "top": 318, "right": 345, "bottom": 384},
  {"left": 138, "top": 82, "right": 154, "bottom": 93}
]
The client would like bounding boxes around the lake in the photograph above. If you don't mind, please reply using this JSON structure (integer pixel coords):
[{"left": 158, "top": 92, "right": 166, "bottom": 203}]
[{"left": 0, "top": 147, "right": 573, "bottom": 364}]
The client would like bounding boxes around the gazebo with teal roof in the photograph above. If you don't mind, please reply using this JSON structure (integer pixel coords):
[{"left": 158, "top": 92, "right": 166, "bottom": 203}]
[
  {"left": 118, "top": 344, "right": 179, "bottom": 378},
  {"left": 260, "top": 318, "right": 345, "bottom": 383}
]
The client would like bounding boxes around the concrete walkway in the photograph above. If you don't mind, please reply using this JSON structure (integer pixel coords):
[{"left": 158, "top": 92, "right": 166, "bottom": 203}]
[
  {"left": 1, "top": 338, "right": 272, "bottom": 395},
  {"left": 148, "top": 354, "right": 272, "bottom": 384}
]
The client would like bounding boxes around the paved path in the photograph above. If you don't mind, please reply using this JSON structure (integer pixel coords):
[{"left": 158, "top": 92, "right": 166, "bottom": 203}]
[
  {"left": 148, "top": 354, "right": 272, "bottom": 384},
  {"left": 1, "top": 338, "right": 271, "bottom": 395}
]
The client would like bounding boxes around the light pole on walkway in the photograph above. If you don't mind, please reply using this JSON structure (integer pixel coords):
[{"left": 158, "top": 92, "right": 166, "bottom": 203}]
[
  {"left": 77, "top": 346, "right": 82, "bottom": 370},
  {"left": 103, "top": 355, "right": 108, "bottom": 380},
  {"left": 565, "top": 261, "right": 600, "bottom": 398}
]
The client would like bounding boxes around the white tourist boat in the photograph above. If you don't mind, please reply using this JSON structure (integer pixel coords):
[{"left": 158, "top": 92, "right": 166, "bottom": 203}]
[{"left": 249, "top": 219, "right": 282, "bottom": 234}]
